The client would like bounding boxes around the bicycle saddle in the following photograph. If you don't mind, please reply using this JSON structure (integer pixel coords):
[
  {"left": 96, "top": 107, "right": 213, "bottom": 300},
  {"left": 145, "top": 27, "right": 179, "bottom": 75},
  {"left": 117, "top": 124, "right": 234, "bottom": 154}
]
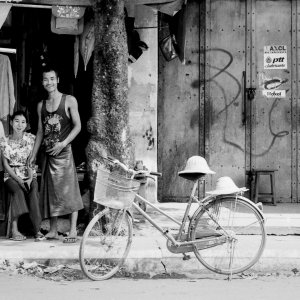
[{"left": 179, "top": 172, "right": 206, "bottom": 181}]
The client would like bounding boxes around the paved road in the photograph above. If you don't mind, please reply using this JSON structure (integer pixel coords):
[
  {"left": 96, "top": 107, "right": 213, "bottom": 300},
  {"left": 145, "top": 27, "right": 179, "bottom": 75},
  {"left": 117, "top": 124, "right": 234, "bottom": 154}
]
[{"left": 1, "top": 271, "right": 300, "bottom": 300}]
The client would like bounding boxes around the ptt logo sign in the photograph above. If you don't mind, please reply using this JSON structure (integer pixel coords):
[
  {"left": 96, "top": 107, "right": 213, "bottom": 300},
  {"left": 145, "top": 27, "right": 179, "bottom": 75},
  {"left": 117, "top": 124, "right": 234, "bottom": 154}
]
[{"left": 264, "top": 45, "right": 287, "bottom": 69}]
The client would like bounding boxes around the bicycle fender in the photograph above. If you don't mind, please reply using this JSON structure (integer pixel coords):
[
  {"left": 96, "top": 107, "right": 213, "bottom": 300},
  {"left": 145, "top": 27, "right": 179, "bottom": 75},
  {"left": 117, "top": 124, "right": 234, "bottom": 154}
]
[
  {"left": 224, "top": 195, "right": 266, "bottom": 221},
  {"left": 188, "top": 194, "right": 265, "bottom": 234}
]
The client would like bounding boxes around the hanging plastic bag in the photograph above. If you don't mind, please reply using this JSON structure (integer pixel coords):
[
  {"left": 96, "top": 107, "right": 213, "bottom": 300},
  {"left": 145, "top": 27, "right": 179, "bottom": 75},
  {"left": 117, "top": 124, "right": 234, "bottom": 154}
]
[{"left": 159, "top": 35, "right": 178, "bottom": 62}]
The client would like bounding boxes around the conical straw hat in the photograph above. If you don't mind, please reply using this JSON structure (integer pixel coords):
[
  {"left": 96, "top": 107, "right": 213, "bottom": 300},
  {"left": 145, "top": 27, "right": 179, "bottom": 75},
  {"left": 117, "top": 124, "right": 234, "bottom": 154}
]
[
  {"left": 206, "top": 176, "right": 245, "bottom": 195},
  {"left": 178, "top": 156, "right": 215, "bottom": 176}
]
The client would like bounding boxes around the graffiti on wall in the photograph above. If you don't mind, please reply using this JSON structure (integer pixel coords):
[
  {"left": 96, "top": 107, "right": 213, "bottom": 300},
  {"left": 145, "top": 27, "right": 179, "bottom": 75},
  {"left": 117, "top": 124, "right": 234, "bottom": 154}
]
[
  {"left": 199, "top": 48, "right": 289, "bottom": 157},
  {"left": 143, "top": 125, "right": 155, "bottom": 150}
]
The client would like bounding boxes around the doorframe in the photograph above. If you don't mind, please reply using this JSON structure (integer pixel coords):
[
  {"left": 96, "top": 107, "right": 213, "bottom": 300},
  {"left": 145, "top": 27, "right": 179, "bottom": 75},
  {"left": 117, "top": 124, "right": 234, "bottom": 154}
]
[
  {"left": 245, "top": 0, "right": 256, "bottom": 197},
  {"left": 292, "top": 0, "right": 298, "bottom": 202}
]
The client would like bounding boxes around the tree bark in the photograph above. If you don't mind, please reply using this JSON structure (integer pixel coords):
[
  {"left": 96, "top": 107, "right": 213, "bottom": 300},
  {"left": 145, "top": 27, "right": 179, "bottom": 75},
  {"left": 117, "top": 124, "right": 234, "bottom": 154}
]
[{"left": 86, "top": 0, "right": 131, "bottom": 219}]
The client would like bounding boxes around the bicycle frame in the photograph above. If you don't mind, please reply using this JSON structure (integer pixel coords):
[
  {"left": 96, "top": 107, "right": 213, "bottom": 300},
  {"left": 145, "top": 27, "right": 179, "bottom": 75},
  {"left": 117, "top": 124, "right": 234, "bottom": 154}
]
[{"left": 131, "top": 180, "right": 225, "bottom": 251}]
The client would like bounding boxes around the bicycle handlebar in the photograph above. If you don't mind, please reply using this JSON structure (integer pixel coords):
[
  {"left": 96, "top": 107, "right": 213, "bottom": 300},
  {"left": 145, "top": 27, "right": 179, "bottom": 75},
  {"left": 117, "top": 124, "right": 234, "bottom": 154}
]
[
  {"left": 149, "top": 171, "right": 162, "bottom": 177},
  {"left": 106, "top": 156, "right": 162, "bottom": 177}
]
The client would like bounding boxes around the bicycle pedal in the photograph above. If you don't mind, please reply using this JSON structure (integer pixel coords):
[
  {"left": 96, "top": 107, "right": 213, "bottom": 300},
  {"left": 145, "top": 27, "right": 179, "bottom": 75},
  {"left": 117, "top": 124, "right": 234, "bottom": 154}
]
[{"left": 182, "top": 254, "right": 191, "bottom": 261}]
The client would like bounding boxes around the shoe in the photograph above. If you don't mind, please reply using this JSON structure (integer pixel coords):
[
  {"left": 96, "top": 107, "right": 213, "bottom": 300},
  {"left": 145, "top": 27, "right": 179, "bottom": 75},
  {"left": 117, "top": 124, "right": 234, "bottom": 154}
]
[
  {"left": 63, "top": 236, "right": 78, "bottom": 243},
  {"left": 10, "top": 234, "right": 26, "bottom": 241}
]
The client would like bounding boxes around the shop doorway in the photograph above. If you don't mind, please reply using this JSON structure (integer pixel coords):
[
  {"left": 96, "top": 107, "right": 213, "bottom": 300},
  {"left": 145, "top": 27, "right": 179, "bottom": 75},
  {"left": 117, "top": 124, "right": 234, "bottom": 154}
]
[{"left": 0, "top": 6, "right": 92, "bottom": 166}]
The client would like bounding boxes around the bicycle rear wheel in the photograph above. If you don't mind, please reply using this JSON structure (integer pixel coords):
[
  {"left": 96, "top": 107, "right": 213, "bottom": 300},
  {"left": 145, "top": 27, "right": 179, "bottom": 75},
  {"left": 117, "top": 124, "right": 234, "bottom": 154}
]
[
  {"left": 190, "top": 196, "right": 266, "bottom": 275},
  {"left": 79, "top": 208, "right": 133, "bottom": 280}
]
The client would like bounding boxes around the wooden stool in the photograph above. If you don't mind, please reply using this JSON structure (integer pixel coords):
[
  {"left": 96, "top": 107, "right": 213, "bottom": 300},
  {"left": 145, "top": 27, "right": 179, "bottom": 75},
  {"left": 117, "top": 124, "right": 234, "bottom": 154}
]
[{"left": 253, "top": 169, "right": 277, "bottom": 205}]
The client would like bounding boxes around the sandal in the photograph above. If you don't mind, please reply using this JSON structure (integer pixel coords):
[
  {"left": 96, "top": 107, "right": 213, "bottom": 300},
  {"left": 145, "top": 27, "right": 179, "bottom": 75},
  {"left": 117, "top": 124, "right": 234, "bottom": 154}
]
[
  {"left": 35, "top": 232, "right": 44, "bottom": 238},
  {"left": 10, "top": 234, "right": 26, "bottom": 241},
  {"left": 34, "top": 232, "right": 46, "bottom": 242},
  {"left": 35, "top": 237, "right": 46, "bottom": 242},
  {"left": 63, "top": 236, "right": 78, "bottom": 243}
]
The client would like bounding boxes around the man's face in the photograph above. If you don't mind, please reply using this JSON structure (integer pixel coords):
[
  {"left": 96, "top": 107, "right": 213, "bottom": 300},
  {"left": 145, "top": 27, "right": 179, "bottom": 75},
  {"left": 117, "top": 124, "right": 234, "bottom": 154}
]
[{"left": 42, "top": 71, "right": 59, "bottom": 93}]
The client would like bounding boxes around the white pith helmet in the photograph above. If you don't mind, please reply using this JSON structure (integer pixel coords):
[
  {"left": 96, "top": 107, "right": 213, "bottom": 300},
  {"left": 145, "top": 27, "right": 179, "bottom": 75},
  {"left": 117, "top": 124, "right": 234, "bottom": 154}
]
[
  {"left": 178, "top": 156, "right": 215, "bottom": 176},
  {"left": 206, "top": 176, "right": 246, "bottom": 195}
]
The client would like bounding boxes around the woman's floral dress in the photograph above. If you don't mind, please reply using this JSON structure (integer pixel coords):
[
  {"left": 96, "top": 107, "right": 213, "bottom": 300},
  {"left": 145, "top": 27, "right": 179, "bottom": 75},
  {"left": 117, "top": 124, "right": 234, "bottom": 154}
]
[{"left": 0, "top": 132, "right": 36, "bottom": 181}]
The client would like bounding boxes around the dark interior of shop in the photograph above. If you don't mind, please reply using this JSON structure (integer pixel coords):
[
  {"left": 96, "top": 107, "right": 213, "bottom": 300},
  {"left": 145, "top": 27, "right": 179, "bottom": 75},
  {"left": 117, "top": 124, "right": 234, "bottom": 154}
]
[{"left": 0, "top": 6, "right": 93, "bottom": 167}]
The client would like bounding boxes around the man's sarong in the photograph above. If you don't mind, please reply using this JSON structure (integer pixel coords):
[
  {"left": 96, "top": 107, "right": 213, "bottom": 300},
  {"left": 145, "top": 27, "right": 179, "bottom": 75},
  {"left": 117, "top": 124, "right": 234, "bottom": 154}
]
[{"left": 40, "top": 145, "right": 83, "bottom": 218}]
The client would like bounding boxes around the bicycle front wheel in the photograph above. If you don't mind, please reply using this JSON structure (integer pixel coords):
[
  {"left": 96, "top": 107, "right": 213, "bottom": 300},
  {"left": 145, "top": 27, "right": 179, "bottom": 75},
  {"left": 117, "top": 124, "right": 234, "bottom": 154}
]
[
  {"left": 79, "top": 208, "right": 133, "bottom": 280},
  {"left": 190, "top": 196, "right": 266, "bottom": 275}
]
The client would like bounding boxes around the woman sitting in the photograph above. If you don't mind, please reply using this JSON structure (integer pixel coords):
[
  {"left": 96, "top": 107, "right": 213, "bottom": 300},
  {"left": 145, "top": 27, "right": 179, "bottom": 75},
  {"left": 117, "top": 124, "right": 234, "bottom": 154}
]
[{"left": 0, "top": 111, "right": 43, "bottom": 241}]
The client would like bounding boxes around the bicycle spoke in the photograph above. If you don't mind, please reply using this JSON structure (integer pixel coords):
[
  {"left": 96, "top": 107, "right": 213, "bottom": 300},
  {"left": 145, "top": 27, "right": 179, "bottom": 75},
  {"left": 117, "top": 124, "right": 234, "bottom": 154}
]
[
  {"left": 80, "top": 209, "right": 133, "bottom": 280},
  {"left": 191, "top": 196, "right": 266, "bottom": 275}
]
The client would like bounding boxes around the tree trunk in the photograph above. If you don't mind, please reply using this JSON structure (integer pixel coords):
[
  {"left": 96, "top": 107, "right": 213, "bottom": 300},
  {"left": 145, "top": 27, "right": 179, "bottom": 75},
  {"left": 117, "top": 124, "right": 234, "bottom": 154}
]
[{"left": 86, "top": 0, "right": 131, "bottom": 219}]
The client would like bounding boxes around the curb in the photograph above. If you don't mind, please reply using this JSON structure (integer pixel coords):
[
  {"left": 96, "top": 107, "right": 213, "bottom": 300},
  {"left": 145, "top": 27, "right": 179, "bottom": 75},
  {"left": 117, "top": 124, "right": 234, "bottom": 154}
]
[{"left": 1, "top": 235, "right": 300, "bottom": 278}]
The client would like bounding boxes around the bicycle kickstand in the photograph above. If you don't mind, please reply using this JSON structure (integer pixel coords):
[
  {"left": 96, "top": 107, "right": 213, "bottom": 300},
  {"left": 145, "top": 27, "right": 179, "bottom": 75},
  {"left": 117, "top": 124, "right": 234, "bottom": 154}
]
[{"left": 183, "top": 253, "right": 191, "bottom": 260}]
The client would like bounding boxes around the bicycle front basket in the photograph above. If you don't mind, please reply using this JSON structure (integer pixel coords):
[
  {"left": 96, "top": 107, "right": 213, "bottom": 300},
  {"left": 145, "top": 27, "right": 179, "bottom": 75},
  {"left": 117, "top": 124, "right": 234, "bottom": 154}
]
[{"left": 93, "top": 167, "right": 140, "bottom": 209}]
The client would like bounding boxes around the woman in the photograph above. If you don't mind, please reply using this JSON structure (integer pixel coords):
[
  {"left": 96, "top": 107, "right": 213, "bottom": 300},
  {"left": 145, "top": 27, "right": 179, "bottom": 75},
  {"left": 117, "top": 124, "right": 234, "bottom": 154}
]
[{"left": 1, "top": 111, "right": 43, "bottom": 241}]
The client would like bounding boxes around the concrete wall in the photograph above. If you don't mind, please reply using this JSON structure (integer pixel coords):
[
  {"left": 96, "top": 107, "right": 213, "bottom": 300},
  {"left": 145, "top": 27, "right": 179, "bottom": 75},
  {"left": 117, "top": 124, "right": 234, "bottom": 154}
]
[
  {"left": 128, "top": 5, "right": 158, "bottom": 202},
  {"left": 157, "top": 0, "right": 200, "bottom": 202}
]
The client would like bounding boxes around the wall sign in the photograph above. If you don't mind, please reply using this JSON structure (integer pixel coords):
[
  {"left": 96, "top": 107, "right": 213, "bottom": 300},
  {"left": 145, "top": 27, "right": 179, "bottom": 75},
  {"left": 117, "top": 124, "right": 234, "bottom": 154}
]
[
  {"left": 262, "top": 90, "right": 286, "bottom": 98},
  {"left": 264, "top": 45, "right": 287, "bottom": 69}
]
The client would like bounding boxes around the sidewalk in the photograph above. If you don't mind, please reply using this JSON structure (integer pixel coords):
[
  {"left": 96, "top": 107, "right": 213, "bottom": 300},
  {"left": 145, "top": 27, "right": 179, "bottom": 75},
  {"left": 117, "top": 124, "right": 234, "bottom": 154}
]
[{"left": 0, "top": 203, "right": 300, "bottom": 277}]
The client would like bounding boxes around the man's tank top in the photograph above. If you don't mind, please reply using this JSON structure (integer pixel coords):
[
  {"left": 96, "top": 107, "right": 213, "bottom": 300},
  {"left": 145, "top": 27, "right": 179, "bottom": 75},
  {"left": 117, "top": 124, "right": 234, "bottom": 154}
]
[{"left": 41, "top": 94, "right": 72, "bottom": 151}]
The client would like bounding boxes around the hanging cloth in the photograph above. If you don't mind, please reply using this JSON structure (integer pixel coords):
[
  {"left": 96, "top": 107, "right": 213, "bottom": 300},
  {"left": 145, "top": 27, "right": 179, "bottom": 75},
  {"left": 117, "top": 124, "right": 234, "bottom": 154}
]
[
  {"left": 80, "top": 21, "right": 94, "bottom": 71},
  {"left": 0, "top": 54, "right": 16, "bottom": 134},
  {"left": 145, "top": 0, "right": 185, "bottom": 16},
  {"left": 74, "top": 36, "right": 80, "bottom": 78},
  {"left": 0, "top": 3, "right": 12, "bottom": 30}
]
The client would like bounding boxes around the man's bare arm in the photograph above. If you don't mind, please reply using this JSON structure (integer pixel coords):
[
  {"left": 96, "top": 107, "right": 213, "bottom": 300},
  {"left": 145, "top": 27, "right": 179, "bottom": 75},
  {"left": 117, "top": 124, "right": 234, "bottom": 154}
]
[
  {"left": 63, "top": 95, "right": 81, "bottom": 146},
  {"left": 28, "top": 102, "right": 43, "bottom": 166}
]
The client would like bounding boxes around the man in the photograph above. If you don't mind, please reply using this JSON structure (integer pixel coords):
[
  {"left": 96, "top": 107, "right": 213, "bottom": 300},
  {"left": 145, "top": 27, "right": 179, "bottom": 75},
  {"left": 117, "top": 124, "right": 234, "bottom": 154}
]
[{"left": 28, "top": 66, "right": 83, "bottom": 243}]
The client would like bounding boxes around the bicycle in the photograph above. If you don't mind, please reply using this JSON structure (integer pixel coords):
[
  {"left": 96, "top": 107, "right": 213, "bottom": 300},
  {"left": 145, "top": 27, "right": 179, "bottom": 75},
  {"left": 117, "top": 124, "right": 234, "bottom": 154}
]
[{"left": 79, "top": 156, "right": 266, "bottom": 281}]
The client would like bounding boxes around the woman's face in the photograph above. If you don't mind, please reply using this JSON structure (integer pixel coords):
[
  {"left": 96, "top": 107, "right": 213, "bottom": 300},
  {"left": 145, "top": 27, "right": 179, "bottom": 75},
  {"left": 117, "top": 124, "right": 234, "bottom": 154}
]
[{"left": 11, "top": 115, "right": 27, "bottom": 134}]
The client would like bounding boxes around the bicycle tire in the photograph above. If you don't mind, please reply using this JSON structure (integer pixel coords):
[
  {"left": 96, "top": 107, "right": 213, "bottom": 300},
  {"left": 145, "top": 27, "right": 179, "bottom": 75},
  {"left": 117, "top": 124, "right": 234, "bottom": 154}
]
[
  {"left": 79, "top": 208, "right": 133, "bottom": 280},
  {"left": 190, "top": 195, "right": 266, "bottom": 275}
]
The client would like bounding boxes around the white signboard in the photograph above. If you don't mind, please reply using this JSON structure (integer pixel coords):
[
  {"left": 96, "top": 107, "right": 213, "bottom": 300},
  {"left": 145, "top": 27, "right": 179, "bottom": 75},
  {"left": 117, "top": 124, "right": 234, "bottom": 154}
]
[
  {"left": 262, "top": 90, "right": 286, "bottom": 98},
  {"left": 264, "top": 45, "right": 287, "bottom": 69}
]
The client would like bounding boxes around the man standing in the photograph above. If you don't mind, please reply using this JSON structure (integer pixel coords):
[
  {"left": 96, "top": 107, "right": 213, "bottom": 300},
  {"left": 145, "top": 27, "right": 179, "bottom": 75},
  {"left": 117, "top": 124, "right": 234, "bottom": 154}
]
[{"left": 29, "top": 66, "right": 83, "bottom": 243}]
